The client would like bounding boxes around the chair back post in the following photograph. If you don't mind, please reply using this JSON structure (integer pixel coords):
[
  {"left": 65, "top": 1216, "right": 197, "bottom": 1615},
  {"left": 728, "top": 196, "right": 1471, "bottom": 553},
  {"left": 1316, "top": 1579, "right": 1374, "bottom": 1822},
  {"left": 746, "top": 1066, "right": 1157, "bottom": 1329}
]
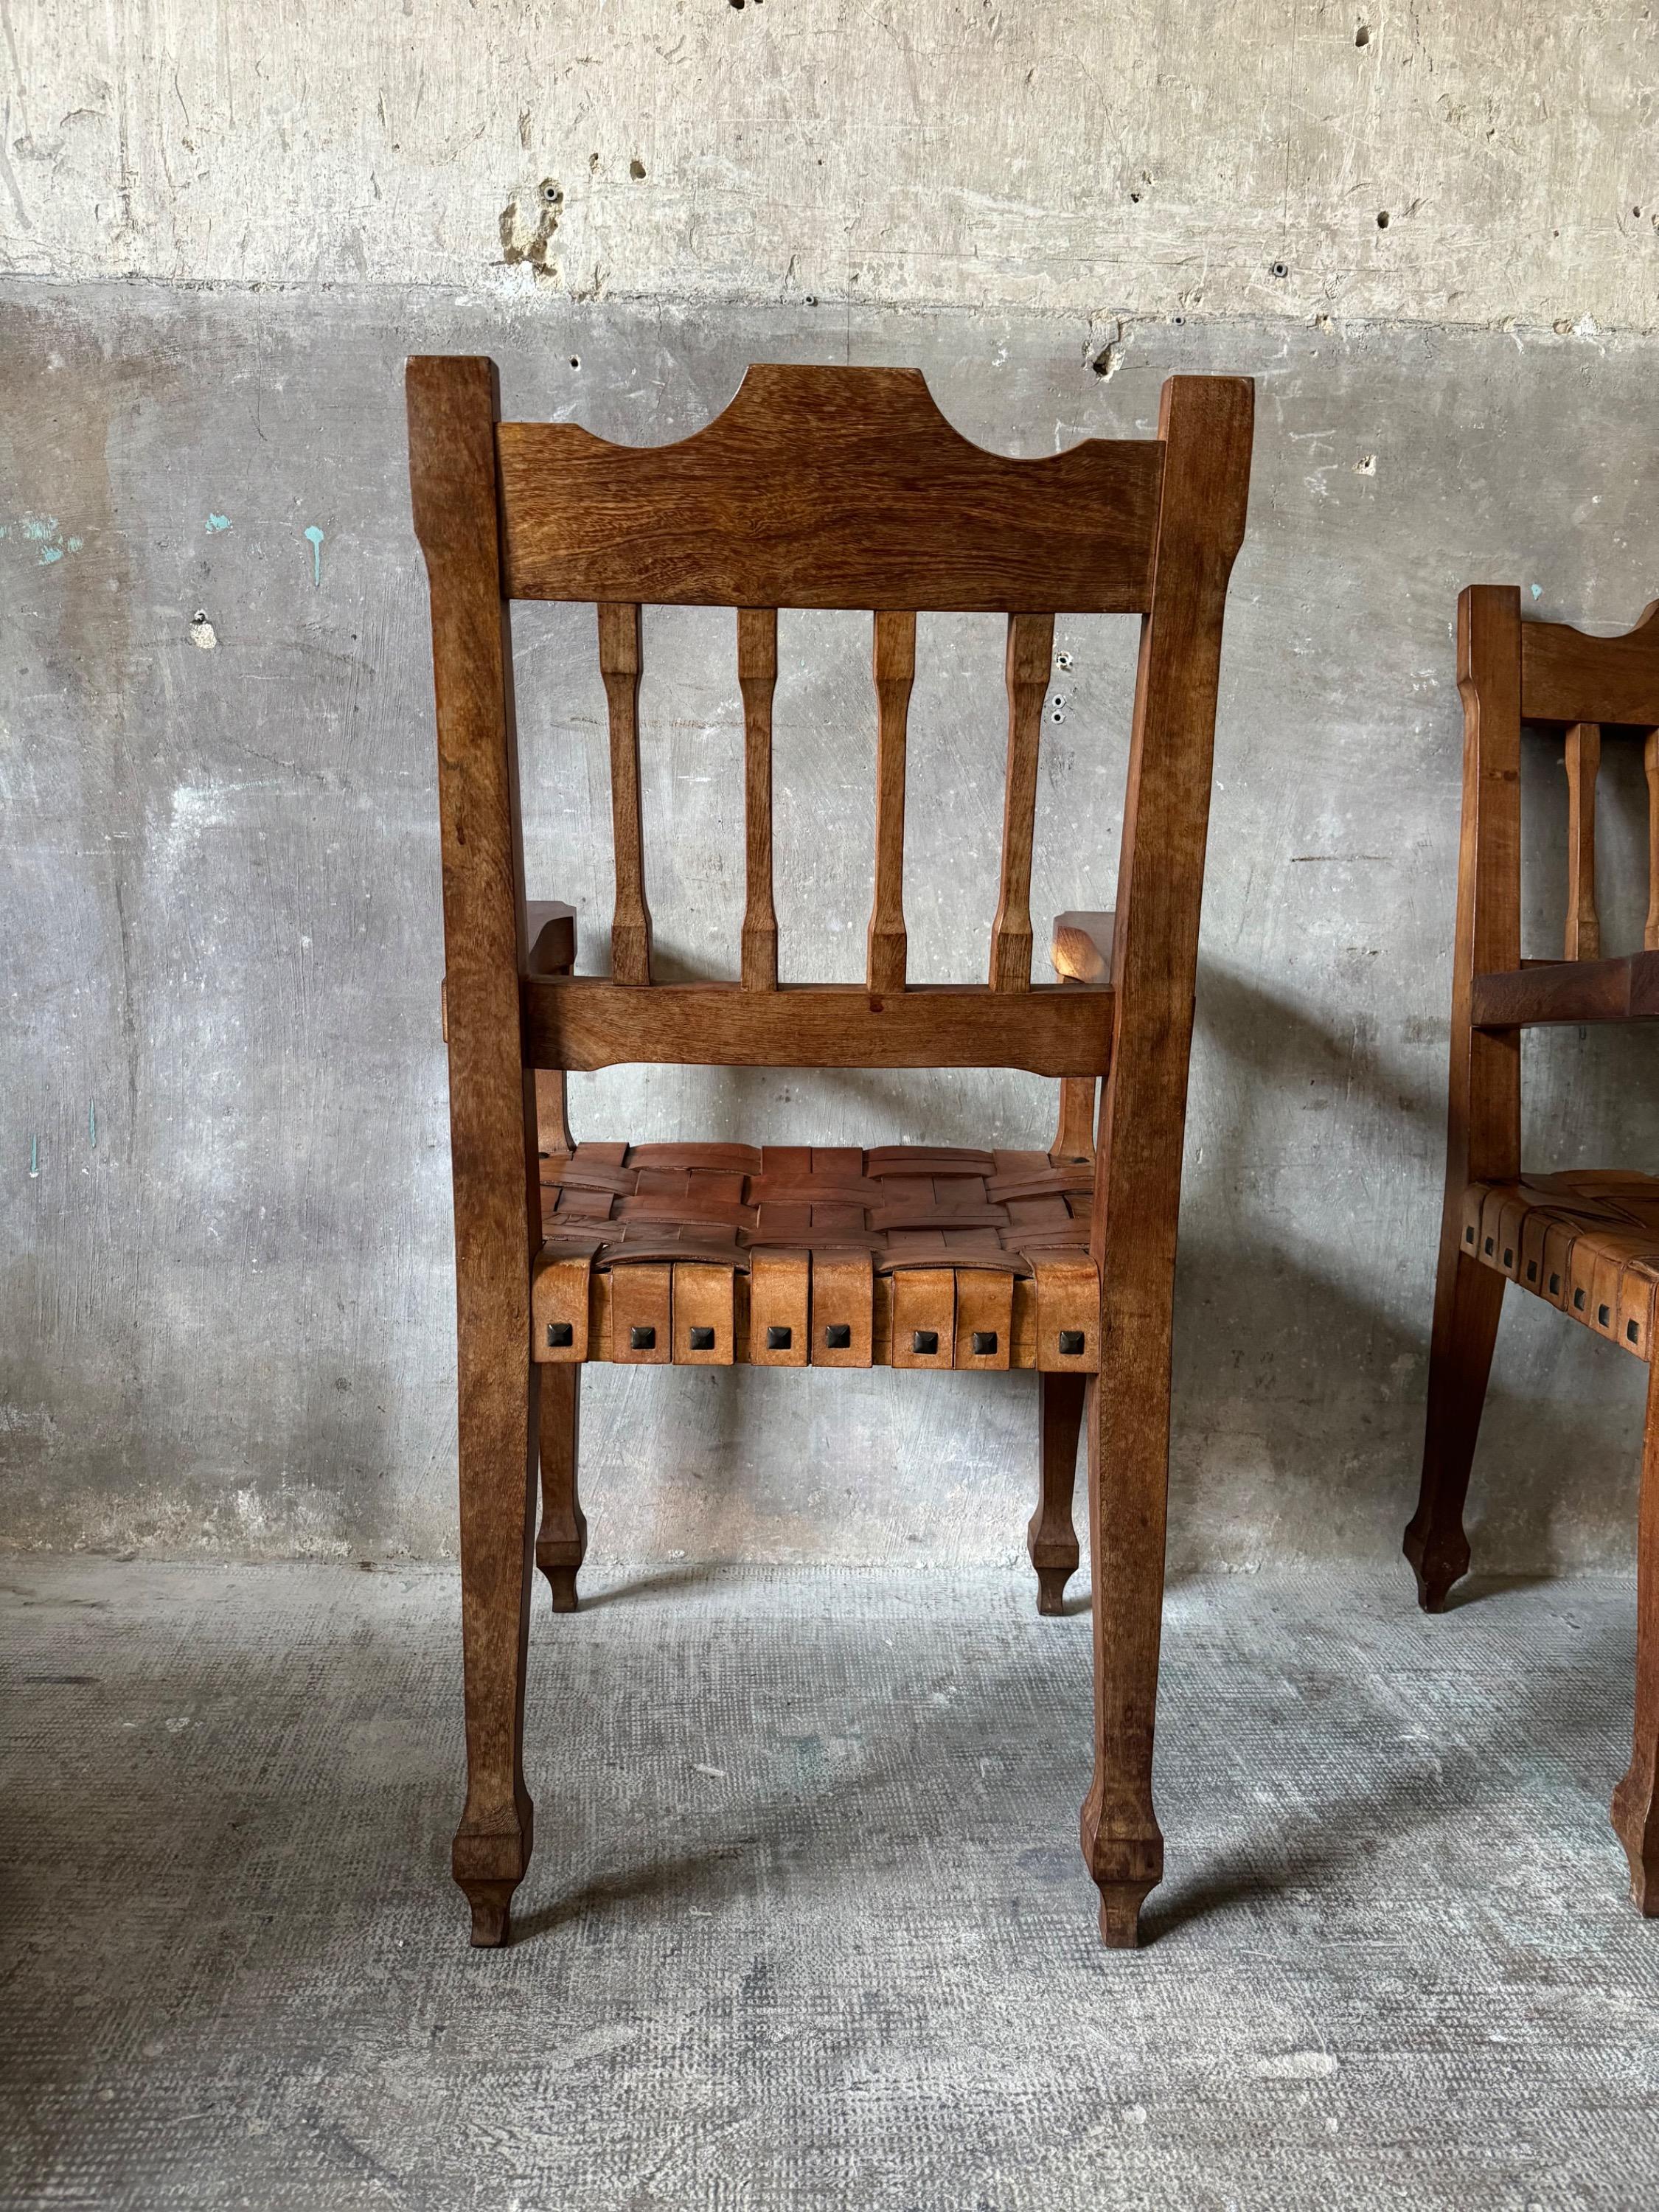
[
  {"left": 407, "top": 353, "right": 543, "bottom": 1878},
  {"left": 1452, "top": 584, "right": 1523, "bottom": 1192},
  {"left": 1090, "top": 375, "right": 1253, "bottom": 1280}
]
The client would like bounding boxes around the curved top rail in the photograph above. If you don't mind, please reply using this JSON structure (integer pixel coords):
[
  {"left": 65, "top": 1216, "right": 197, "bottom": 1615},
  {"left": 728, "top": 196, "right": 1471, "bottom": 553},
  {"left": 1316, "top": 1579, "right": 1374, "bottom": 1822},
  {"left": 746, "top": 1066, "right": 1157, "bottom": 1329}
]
[
  {"left": 496, "top": 363, "right": 1164, "bottom": 612},
  {"left": 1522, "top": 596, "right": 1659, "bottom": 725}
]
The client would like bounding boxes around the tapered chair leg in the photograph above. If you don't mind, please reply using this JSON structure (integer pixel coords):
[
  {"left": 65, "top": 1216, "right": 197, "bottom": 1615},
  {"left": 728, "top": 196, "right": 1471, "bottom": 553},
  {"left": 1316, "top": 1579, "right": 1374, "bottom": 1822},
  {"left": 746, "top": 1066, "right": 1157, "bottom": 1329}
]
[
  {"left": 1029, "top": 1371, "right": 1085, "bottom": 1615},
  {"left": 535, "top": 1366, "right": 585, "bottom": 1613},
  {"left": 1079, "top": 1363, "right": 1168, "bottom": 1950},
  {"left": 1405, "top": 1242, "right": 1506, "bottom": 1613},
  {"left": 1613, "top": 1355, "right": 1659, "bottom": 1913},
  {"left": 452, "top": 1359, "right": 540, "bottom": 1948}
]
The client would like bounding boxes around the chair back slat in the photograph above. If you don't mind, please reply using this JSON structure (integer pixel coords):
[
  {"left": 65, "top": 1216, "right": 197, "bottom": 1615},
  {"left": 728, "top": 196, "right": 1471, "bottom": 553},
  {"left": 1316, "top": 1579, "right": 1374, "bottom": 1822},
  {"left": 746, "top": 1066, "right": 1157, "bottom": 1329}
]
[
  {"left": 867, "top": 611, "right": 916, "bottom": 993},
  {"left": 737, "top": 608, "right": 779, "bottom": 990},
  {"left": 597, "top": 602, "right": 651, "bottom": 985},
  {"left": 1563, "top": 722, "right": 1601, "bottom": 961},
  {"left": 497, "top": 364, "right": 1164, "bottom": 612},
  {"left": 990, "top": 613, "right": 1056, "bottom": 990}
]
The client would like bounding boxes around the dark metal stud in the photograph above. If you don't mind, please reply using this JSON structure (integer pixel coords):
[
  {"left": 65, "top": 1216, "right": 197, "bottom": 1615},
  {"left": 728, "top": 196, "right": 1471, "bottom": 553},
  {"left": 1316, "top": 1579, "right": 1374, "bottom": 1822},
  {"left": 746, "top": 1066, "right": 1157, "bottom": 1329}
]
[
  {"left": 1058, "top": 1330, "right": 1085, "bottom": 1356},
  {"left": 630, "top": 1324, "right": 656, "bottom": 1349},
  {"left": 911, "top": 1329, "right": 939, "bottom": 1355},
  {"left": 765, "top": 1325, "right": 792, "bottom": 1351},
  {"left": 546, "top": 1321, "right": 574, "bottom": 1349},
  {"left": 1598, "top": 1304, "right": 1610, "bottom": 1327},
  {"left": 689, "top": 1326, "right": 715, "bottom": 1351},
  {"left": 971, "top": 1330, "right": 998, "bottom": 1355},
  {"left": 824, "top": 1324, "right": 851, "bottom": 1349}
]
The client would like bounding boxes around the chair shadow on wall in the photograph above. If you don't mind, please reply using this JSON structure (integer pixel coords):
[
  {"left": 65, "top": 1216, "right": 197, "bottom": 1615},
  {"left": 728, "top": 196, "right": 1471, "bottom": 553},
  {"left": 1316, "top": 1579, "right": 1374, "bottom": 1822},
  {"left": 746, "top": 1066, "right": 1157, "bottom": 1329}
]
[{"left": 1176, "top": 953, "right": 1648, "bottom": 1588}]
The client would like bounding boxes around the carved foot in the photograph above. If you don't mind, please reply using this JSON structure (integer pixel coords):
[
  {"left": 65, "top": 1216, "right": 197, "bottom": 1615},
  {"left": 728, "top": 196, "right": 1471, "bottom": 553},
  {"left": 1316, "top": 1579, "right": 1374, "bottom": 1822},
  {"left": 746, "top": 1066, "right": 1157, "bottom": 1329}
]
[
  {"left": 453, "top": 1805, "right": 532, "bottom": 1951},
  {"left": 1034, "top": 1565, "right": 1074, "bottom": 1617},
  {"left": 538, "top": 1557, "right": 580, "bottom": 1613},
  {"left": 1402, "top": 1515, "right": 1470, "bottom": 1614},
  {"left": 1096, "top": 1882, "right": 1155, "bottom": 1949},
  {"left": 1612, "top": 1767, "right": 1659, "bottom": 1916},
  {"left": 464, "top": 1881, "right": 517, "bottom": 1947},
  {"left": 1080, "top": 1784, "right": 1162, "bottom": 1950}
]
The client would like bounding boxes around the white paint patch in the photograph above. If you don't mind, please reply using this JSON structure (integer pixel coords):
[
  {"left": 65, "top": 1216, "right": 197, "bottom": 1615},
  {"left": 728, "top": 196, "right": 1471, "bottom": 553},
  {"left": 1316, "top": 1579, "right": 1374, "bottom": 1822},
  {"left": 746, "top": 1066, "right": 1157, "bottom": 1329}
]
[
  {"left": 188, "top": 610, "right": 218, "bottom": 650},
  {"left": 1255, "top": 2050, "right": 1340, "bottom": 2079}
]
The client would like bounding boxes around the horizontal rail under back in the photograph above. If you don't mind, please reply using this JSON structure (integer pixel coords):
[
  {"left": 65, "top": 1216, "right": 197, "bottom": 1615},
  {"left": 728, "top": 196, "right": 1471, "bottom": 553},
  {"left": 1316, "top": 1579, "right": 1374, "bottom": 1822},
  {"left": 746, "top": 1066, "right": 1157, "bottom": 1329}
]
[
  {"left": 496, "top": 364, "right": 1164, "bottom": 612},
  {"left": 522, "top": 978, "right": 1115, "bottom": 1077}
]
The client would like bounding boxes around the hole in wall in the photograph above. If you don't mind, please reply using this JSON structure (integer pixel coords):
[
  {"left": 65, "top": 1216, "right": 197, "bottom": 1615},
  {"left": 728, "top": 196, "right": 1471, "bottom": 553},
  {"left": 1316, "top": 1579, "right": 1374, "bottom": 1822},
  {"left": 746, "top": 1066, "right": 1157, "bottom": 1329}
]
[{"left": 1377, "top": 209, "right": 1390, "bottom": 229}]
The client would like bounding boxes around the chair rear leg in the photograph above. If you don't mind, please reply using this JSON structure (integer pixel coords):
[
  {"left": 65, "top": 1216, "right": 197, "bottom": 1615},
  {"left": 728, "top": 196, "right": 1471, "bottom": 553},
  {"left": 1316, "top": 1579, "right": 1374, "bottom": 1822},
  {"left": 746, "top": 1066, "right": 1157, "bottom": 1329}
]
[
  {"left": 452, "top": 1356, "right": 540, "bottom": 1948},
  {"left": 535, "top": 1366, "right": 585, "bottom": 1613},
  {"left": 1405, "top": 1242, "right": 1506, "bottom": 1612},
  {"left": 1079, "top": 1354, "right": 1169, "bottom": 1950},
  {"left": 1029, "top": 1371, "right": 1084, "bottom": 1615},
  {"left": 1613, "top": 1354, "right": 1659, "bottom": 1914}
]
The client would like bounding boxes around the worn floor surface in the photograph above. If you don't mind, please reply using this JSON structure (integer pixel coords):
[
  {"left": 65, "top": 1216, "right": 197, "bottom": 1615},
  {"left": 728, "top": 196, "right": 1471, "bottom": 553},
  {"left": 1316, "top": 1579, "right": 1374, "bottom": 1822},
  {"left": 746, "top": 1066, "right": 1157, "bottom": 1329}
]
[{"left": 2, "top": 1559, "right": 1657, "bottom": 2210}]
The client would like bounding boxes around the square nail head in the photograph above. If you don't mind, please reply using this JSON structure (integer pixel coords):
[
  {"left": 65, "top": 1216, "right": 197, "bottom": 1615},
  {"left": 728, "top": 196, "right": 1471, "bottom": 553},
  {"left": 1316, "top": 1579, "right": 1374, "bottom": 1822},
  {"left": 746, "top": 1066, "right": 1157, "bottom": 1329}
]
[
  {"left": 630, "top": 1324, "right": 656, "bottom": 1350},
  {"left": 765, "top": 1324, "right": 792, "bottom": 1351},
  {"left": 824, "top": 1324, "right": 852, "bottom": 1350}
]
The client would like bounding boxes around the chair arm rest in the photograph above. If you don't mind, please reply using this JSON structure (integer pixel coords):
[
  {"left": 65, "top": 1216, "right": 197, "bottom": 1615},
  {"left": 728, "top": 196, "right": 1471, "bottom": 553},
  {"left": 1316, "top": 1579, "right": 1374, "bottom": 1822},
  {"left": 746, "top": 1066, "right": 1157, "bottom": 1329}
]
[{"left": 1050, "top": 911, "right": 1115, "bottom": 985}]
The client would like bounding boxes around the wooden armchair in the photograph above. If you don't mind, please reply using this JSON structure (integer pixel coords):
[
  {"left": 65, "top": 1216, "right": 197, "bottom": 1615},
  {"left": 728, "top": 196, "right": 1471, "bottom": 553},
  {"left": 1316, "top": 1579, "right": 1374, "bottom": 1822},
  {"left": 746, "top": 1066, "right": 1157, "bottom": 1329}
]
[
  {"left": 1407, "top": 586, "right": 1659, "bottom": 1916},
  {"left": 407, "top": 357, "right": 1253, "bottom": 1950}
]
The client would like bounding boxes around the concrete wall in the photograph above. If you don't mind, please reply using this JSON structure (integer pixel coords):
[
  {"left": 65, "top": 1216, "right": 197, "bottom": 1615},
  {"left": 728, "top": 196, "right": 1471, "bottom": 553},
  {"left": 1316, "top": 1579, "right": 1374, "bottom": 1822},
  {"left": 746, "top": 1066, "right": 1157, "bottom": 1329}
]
[{"left": 4, "top": 5, "right": 1659, "bottom": 1571}]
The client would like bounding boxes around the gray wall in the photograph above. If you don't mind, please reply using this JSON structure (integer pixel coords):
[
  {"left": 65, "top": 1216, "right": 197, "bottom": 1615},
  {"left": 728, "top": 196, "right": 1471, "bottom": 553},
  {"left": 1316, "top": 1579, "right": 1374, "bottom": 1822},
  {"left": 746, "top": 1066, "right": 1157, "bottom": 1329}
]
[{"left": 4, "top": 5, "right": 1659, "bottom": 1569}]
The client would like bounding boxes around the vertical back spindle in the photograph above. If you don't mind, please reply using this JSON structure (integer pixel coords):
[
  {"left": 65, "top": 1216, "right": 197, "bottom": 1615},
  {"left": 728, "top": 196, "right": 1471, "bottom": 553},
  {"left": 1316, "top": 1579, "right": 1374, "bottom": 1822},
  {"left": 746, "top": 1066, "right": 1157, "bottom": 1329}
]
[
  {"left": 599, "top": 601, "right": 652, "bottom": 985},
  {"left": 1564, "top": 720, "right": 1600, "bottom": 961},
  {"left": 990, "top": 612, "right": 1056, "bottom": 990},
  {"left": 867, "top": 611, "right": 916, "bottom": 992},
  {"left": 738, "top": 608, "right": 779, "bottom": 990},
  {"left": 1646, "top": 730, "right": 1659, "bottom": 952}
]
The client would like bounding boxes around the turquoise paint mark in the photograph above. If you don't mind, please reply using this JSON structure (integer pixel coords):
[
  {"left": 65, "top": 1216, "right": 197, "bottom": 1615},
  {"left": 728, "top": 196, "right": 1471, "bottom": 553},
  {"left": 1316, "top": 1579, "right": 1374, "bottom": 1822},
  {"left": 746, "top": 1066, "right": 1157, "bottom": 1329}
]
[
  {"left": 67, "top": 537, "right": 83, "bottom": 553},
  {"left": 38, "top": 545, "right": 63, "bottom": 565},
  {"left": 303, "top": 524, "right": 325, "bottom": 587},
  {"left": 206, "top": 514, "right": 231, "bottom": 534},
  {"left": 1531, "top": 583, "right": 1543, "bottom": 600},
  {"left": 18, "top": 515, "right": 58, "bottom": 541},
  {"left": 88, "top": 1104, "right": 97, "bottom": 1149},
  {"left": 29, "top": 1135, "right": 37, "bottom": 1178}
]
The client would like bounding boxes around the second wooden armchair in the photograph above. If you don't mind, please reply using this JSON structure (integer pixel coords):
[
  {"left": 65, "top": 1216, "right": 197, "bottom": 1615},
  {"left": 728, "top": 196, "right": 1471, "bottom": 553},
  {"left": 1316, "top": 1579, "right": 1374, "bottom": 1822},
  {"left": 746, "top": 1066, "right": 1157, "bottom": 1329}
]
[
  {"left": 408, "top": 357, "right": 1254, "bottom": 1950},
  {"left": 1408, "top": 585, "right": 1659, "bottom": 1917}
]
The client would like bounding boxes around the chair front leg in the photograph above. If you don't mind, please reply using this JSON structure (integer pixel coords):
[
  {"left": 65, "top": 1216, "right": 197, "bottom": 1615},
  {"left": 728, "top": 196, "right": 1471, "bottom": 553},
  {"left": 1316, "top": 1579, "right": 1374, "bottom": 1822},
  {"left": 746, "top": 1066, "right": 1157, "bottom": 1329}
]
[
  {"left": 1029, "top": 1371, "right": 1084, "bottom": 1615},
  {"left": 1079, "top": 1334, "right": 1169, "bottom": 1949},
  {"left": 1613, "top": 1352, "right": 1659, "bottom": 1913},
  {"left": 1405, "top": 1231, "right": 1506, "bottom": 1612},
  {"left": 452, "top": 1353, "right": 540, "bottom": 1947},
  {"left": 535, "top": 1366, "right": 585, "bottom": 1612}
]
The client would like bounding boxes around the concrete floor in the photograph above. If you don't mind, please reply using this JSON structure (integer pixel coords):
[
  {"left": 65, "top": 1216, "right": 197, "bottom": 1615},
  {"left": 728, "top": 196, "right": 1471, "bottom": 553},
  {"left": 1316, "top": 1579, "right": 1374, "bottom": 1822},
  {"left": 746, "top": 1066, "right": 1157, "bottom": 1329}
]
[{"left": 2, "top": 1561, "right": 1658, "bottom": 2209}]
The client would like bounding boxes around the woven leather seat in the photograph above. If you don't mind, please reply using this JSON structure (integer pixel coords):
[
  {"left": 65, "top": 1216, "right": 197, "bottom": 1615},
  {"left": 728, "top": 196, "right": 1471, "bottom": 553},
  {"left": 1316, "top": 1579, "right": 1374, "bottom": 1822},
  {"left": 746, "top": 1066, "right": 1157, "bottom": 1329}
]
[
  {"left": 1461, "top": 1171, "right": 1659, "bottom": 1357},
  {"left": 533, "top": 1141, "right": 1099, "bottom": 1370}
]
